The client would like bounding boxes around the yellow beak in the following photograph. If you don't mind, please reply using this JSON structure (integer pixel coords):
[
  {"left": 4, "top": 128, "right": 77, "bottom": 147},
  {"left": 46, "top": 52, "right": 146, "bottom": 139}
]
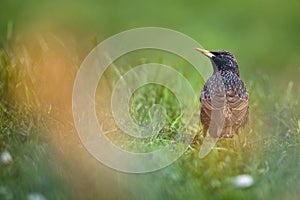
[{"left": 195, "top": 48, "right": 215, "bottom": 58}]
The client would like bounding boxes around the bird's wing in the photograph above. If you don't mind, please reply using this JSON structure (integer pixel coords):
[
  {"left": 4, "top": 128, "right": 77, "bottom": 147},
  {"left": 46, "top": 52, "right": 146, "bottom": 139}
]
[
  {"left": 200, "top": 89, "right": 227, "bottom": 137},
  {"left": 200, "top": 90, "right": 226, "bottom": 111},
  {"left": 201, "top": 89, "right": 249, "bottom": 123},
  {"left": 227, "top": 90, "right": 249, "bottom": 126}
]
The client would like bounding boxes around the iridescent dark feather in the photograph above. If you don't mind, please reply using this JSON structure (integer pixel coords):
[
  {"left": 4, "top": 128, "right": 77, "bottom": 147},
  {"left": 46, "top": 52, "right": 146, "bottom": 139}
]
[{"left": 197, "top": 49, "right": 249, "bottom": 138}]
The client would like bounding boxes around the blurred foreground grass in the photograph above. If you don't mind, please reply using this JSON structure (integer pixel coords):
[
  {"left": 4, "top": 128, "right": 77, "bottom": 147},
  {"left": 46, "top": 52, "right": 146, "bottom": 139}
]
[
  {"left": 0, "top": 0, "right": 300, "bottom": 199},
  {"left": 0, "top": 49, "right": 69, "bottom": 199}
]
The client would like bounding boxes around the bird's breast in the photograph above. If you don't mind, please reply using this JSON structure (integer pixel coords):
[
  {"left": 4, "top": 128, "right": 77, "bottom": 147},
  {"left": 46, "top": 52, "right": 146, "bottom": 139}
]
[{"left": 200, "top": 71, "right": 248, "bottom": 112}]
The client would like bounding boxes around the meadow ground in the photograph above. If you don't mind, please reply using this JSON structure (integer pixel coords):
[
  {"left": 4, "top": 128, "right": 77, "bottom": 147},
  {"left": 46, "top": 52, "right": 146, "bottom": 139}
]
[{"left": 1, "top": 1, "right": 300, "bottom": 199}]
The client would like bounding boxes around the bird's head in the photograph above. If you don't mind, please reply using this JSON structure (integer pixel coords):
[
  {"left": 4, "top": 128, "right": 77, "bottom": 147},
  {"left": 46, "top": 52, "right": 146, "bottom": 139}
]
[{"left": 196, "top": 48, "right": 240, "bottom": 76}]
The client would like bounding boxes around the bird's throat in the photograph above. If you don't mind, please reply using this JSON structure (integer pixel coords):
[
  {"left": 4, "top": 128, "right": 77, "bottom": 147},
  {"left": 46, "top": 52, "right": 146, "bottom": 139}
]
[{"left": 211, "top": 60, "right": 219, "bottom": 73}]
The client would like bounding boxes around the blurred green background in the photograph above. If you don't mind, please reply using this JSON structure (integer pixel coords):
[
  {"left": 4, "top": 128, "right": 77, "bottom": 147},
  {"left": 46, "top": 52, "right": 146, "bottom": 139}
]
[
  {"left": 0, "top": 0, "right": 300, "bottom": 199},
  {"left": 1, "top": 0, "right": 300, "bottom": 76}
]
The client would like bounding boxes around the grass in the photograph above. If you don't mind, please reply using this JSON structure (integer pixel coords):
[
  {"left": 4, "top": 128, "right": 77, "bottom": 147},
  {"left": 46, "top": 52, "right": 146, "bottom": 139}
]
[
  {"left": 0, "top": 49, "right": 70, "bottom": 199},
  {"left": 0, "top": 0, "right": 300, "bottom": 199},
  {"left": 1, "top": 39, "right": 300, "bottom": 199},
  {"left": 107, "top": 56, "right": 300, "bottom": 199},
  {"left": 124, "top": 78, "right": 300, "bottom": 200}
]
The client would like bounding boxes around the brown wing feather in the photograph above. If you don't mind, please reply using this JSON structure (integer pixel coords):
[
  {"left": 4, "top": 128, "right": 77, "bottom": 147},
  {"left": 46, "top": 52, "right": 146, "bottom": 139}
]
[
  {"left": 200, "top": 89, "right": 227, "bottom": 137},
  {"left": 230, "top": 91, "right": 249, "bottom": 132},
  {"left": 200, "top": 78, "right": 249, "bottom": 137}
]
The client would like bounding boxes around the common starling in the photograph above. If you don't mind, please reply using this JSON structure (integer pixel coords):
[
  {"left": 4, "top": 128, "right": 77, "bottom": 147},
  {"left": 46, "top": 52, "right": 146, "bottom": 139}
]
[{"left": 196, "top": 48, "right": 249, "bottom": 138}]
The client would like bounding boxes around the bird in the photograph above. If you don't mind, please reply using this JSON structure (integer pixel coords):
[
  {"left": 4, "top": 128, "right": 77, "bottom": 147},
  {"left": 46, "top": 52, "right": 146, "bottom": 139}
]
[{"left": 195, "top": 48, "right": 249, "bottom": 138}]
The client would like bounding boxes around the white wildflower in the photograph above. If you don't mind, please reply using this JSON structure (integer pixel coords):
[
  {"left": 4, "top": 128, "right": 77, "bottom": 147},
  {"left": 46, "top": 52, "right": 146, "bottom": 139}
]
[
  {"left": 234, "top": 174, "right": 254, "bottom": 188},
  {"left": 1, "top": 151, "right": 12, "bottom": 164},
  {"left": 27, "top": 193, "right": 47, "bottom": 200}
]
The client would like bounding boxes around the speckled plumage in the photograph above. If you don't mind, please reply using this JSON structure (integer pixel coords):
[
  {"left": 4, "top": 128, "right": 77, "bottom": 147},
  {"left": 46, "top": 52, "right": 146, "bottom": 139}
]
[{"left": 198, "top": 49, "right": 249, "bottom": 138}]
